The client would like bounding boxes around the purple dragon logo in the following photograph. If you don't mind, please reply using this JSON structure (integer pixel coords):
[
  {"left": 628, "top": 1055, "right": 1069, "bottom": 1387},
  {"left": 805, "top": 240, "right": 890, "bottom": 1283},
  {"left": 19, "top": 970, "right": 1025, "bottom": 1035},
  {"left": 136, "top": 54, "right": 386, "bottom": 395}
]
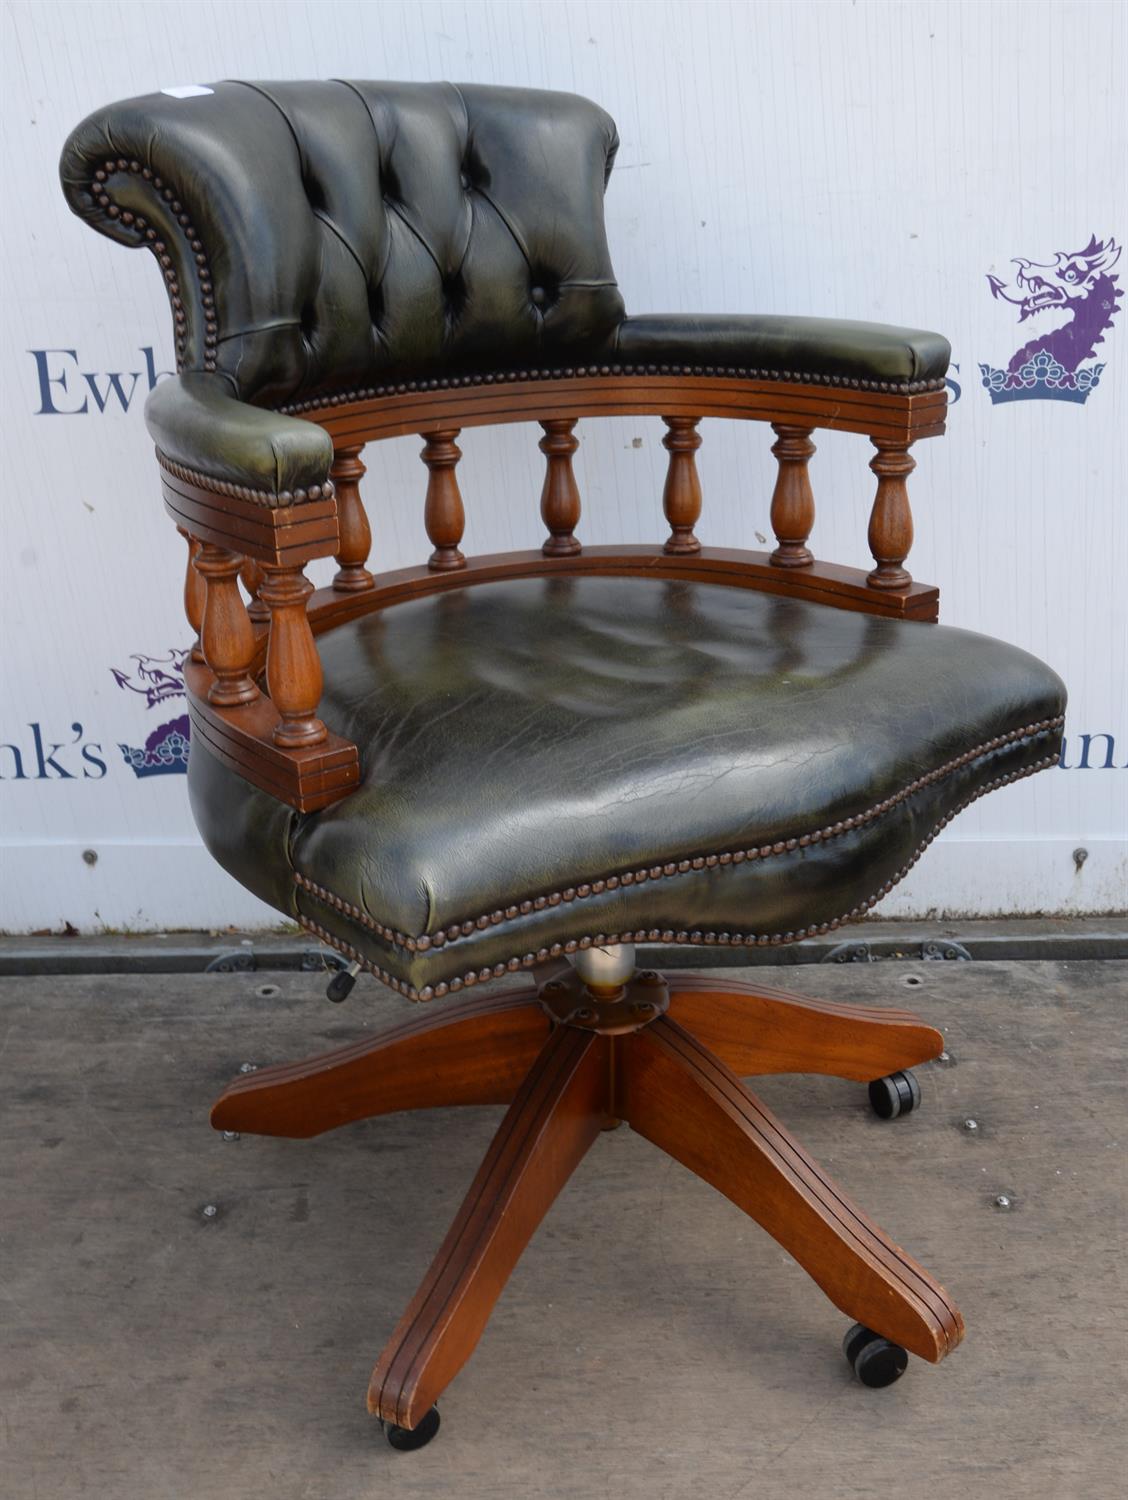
[
  {"left": 979, "top": 235, "right": 1121, "bottom": 403},
  {"left": 111, "top": 648, "right": 191, "bottom": 777}
]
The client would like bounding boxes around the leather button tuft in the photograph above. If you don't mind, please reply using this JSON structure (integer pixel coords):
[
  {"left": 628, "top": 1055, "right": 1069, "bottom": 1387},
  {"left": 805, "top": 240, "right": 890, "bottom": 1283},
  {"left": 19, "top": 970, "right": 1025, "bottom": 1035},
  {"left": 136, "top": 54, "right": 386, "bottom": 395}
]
[{"left": 530, "top": 285, "right": 546, "bottom": 307}]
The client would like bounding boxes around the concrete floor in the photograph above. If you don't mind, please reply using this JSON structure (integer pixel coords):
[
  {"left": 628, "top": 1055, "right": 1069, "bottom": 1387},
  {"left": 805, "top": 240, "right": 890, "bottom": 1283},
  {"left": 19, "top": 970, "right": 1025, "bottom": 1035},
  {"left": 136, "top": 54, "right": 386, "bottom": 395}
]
[{"left": 2, "top": 959, "right": 1125, "bottom": 1500}]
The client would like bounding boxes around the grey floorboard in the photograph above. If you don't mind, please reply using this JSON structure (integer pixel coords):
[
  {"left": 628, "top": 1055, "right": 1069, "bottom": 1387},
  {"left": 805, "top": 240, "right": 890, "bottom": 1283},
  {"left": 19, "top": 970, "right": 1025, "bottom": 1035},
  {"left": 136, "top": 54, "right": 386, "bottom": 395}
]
[{"left": 1, "top": 960, "right": 1125, "bottom": 1499}]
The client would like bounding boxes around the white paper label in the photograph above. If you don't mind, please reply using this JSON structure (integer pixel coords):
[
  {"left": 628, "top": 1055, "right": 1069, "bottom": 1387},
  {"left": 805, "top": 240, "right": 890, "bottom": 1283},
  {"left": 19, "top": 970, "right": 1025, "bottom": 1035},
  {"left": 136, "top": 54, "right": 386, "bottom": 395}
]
[{"left": 160, "top": 85, "right": 214, "bottom": 99}]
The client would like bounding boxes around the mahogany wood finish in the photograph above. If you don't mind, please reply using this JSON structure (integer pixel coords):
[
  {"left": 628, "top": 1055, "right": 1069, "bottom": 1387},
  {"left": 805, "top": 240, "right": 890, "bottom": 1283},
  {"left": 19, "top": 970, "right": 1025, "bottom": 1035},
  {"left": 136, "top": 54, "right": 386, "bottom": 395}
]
[
  {"left": 212, "top": 970, "right": 962, "bottom": 1429},
  {"left": 300, "top": 372, "right": 947, "bottom": 447},
  {"left": 160, "top": 465, "right": 340, "bottom": 567},
  {"left": 665, "top": 973, "right": 943, "bottom": 1080},
  {"left": 769, "top": 423, "right": 817, "bottom": 568},
  {"left": 867, "top": 440, "right": 917, "bottom": 590},
  {"left": 661, "top": 415, "right": 703, "bottom": 554},
  {"left": 330, "top": 445, "right": 375, "bottom": 593},
  {"left": 421, "top": 429, "right": 467, "bottom": 572},
  {"left": 211, "top": 987, "right": 549, "bottom": 1137},
  {"left": 538, "top": 418, "right": 583, "bottom": 555},
  {"left": 239, "top": 557, "right": 270, "bottom": 624},
  {"left": 185, "top": 657, "right": 358, "bottom": 812},
  {"left": 367, "top": 1023, "right": 610, "bottom": 1430},
  {"left": 258, "top": 565, "right": 326, "bottom": 748},
  {"left": 193, "top": 543, "right": 259, "bottom": 707},
  {"left": 620, "top": 1017, "right": 962, "bottom": 1363},
  {"left": 303, "top": 546, "right": 939, "bottom": 638},
  {"left": 177, "top": 527, "right": 206, "bottom": 662}
]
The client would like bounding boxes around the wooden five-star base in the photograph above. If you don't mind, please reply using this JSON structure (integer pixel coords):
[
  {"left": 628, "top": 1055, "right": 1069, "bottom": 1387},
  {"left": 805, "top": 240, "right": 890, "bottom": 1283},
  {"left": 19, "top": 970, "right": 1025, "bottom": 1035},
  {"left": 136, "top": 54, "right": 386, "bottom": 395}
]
[{"left": 211, "top": 967, "right": 964, "bottom": 1436}]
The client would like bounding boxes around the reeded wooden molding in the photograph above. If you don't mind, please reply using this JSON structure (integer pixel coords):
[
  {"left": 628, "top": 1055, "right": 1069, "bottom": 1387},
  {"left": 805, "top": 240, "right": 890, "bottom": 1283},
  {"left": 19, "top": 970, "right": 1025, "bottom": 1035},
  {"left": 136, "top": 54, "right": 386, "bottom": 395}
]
[
  {"left": 279, "top": 363, "right": 949, "bottom": 417},
  {"left": 177, "top": 527, "right": 206, "bottom": 662},
  {"left": 304, "top": 546, "right": 941, "bottom": 647},
  {"left": 258, "top": 565, "right": 327, "bottom": 748},
  {"left": 421, "top": 429, "right": 467, "bottom": 572},
  {"left": 193, "top": 543, "right": 259, "bottom": 707},
  {"left": 768, "top": 424, "right": 817, "bottom": 568},
  {"left": 239, "top": 557, "right": 270, "bottom": 623},
  {"left": 621, "top": 1018, "right": 963, "bottom": 1362},
  {"left": 160, "top": 464, "right": 340, "bottom": 568},
  {"left": 210, "top": 987, "right": 547, "bottom": 1137},
  {"left": 285, "top": 372, "right": 948, "bottom": 449},
  {"left": 661, "top": 415, "right": 703, "bottom": 555},
  {"left": 867, "top": 440, "right": 916, "bottom": 590},
  {"left": 185, "top": 656, "right": 358, "bottom": 815},
  {"left": 367, "top": 1025, "right": 608, "bottom": 1429},
  {"left": 330, "top": 445, "right": 375, "bottom": 593},
  {"left": 538, "top": 418, "right": 582, "bottom": 556}
]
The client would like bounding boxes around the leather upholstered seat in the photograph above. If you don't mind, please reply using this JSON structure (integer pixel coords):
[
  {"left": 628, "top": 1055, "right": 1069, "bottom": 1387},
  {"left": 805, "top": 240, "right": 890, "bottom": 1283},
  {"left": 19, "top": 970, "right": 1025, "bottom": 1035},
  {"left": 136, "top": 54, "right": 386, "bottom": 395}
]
[{"left": 191, "top": 575, "right": 1064, "bottom": 998}]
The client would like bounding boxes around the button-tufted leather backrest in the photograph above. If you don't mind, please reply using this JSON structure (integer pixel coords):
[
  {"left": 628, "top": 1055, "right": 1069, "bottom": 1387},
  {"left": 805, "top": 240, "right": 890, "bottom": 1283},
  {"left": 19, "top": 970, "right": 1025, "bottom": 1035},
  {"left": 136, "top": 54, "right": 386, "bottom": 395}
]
[{"left": 60, "top": 80, "right": 625, "bottom": 408}]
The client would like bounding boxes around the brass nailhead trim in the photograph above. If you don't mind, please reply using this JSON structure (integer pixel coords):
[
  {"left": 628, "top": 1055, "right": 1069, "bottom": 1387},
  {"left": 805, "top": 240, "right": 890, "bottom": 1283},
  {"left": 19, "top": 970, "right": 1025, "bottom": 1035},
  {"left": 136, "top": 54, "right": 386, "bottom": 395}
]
[
  {"left": 156, "top": 448, "right": 335, "bottom": 508},
  {"left": 293, "top": 715, "right": 1063, "bottom": 955},
  {"left": 295, "top": 750, "right": 1059, "bottom": 1002},
  {"left": 91, "top": 159, "right": 217, "bottom": 375},
  {"left": 276, "top": 363, "right": 947, "bottom": 416}
]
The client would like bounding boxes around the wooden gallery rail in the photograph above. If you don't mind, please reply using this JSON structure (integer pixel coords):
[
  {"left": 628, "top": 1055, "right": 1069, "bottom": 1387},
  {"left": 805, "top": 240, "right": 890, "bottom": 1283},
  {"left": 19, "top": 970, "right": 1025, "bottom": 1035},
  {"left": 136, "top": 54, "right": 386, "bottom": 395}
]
[{"left": 160, "top": 371, "right": 946, "bottom": 815}]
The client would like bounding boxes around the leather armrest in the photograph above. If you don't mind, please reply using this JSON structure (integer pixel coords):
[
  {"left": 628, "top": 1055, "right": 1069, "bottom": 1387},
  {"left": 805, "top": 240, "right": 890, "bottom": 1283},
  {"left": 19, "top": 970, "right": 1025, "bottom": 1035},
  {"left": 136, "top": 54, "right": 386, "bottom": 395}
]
[
  {"left": 614, "top": 314, "right": 950, "bottom": 388},
  {"left": 145, "top": 372, "right": 333, "bottom": 499}
]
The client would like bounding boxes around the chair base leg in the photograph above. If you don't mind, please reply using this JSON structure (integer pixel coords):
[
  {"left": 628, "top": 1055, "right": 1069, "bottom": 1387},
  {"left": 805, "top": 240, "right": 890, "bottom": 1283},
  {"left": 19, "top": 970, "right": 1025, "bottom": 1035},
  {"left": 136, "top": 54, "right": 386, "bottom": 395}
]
[{"left": 211, "top": 969, "right": 962, "bottom": 1434}]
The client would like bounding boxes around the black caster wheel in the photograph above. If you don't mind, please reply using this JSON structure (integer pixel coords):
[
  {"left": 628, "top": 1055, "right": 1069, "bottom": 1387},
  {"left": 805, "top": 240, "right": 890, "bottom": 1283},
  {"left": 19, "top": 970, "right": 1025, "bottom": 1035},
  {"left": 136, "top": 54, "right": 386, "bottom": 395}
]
[
  {"left": 381, "top": 1406, "right": 440, "bottom": 1451},
  {"left": 868, "top": 1068, "right": 921, "bottom": 1120},
  {"left": 843, "top": 1323, "right": 909, "bottom": 1388}
]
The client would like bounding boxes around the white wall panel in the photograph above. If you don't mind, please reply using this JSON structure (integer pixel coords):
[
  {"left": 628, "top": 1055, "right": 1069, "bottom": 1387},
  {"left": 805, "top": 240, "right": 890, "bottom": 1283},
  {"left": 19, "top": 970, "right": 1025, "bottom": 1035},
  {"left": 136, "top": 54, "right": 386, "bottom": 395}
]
[{"left": 1, "top": 0, "right": 1124, "bottom": 930}]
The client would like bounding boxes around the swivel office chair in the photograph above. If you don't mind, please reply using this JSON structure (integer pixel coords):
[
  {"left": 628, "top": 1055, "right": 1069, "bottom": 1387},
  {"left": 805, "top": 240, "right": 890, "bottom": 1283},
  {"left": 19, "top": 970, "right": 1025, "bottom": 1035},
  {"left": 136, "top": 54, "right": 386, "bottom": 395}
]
[{"left": 60, "top": 81, "right": 1065, "bottom": 1450}]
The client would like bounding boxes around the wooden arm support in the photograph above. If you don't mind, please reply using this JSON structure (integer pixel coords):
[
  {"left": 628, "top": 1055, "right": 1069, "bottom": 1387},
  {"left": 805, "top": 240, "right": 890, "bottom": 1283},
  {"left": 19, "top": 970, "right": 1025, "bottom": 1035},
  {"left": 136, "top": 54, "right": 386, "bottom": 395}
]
[{"left": 159, "top": 372, "right": 943, "bottom": 814}]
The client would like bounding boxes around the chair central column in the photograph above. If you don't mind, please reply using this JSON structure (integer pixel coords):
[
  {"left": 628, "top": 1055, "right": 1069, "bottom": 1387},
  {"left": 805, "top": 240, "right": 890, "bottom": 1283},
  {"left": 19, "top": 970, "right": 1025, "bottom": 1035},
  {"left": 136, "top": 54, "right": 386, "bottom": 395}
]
[{"left": 539, "top": 950, "right": 669, "bottom": 1037}]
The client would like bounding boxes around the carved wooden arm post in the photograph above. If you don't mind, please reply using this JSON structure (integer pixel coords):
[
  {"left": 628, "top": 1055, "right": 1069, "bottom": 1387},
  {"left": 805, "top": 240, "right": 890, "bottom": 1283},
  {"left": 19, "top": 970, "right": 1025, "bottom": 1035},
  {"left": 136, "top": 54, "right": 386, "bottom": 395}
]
[
  {"left": 193, "top": 544, "right": 260, "bottom": 706},
  {"left": 422, "top": 430, "right": 467, "bottom": 572},
  {"left": 769, "top": 424, "right": 816, "bottom": 568},
  {"left": 159, "top": 458, "right": 354, "bottom": 805},
  {"left": 178, "top": 527, "right": 206, "bottom": 662},
  {"left": 258, "top": 565, "right": 326, "bottom": 747},
  {"left": 330, "top": 445, "right": 375, "bottom": 593},
  {"left": 661, "top": 416, "right": 703, "bottom": 555},
  {"left": 539, "top": 418, "right": 582, "bottom": 556},
  {"left": 867, "top": 440, "right": 916, "bottom": 590}
]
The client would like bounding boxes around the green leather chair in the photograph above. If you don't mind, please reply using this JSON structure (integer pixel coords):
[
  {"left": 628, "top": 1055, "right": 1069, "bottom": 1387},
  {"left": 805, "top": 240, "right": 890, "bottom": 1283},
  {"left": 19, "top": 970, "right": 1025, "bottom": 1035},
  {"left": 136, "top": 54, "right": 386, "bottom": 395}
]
[{"left": 61, "top": 80, "right": 1064, "bottom": 1451}]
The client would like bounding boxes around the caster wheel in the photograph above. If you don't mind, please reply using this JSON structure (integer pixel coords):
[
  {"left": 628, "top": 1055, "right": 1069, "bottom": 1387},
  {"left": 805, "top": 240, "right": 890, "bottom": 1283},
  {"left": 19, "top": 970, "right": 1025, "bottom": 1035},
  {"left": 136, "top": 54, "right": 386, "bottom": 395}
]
[
  {"left": 843, "top": 1323, "right": 909, "bottom": 1388},
  {"left": 381, "top": 1405, "right": 440, "bottom": 1451},
  {"left": 868, "top": 1069, "right": 921, "bottom": 1120}
]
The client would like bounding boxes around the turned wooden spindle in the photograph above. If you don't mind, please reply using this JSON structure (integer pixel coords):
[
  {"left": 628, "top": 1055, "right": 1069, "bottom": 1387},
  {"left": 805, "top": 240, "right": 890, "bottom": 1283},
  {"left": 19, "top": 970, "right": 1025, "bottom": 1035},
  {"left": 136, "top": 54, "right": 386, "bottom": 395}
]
[
  {"left": 769, "top": 424, "right": 816, "bottom": 567},
  {"left": 239, "top": 557, "right": 270, "bottom": 624},
  {"left": 661, "top": 415, "right": 703, "bottom": 555},
  {"left": 193, "top": 544, "right": 260, "bottom": 707},
  {"left": 258, "top": 565, "right": 327, "bottom": 748},
  {"left": 421, "top": 429, "right": 466, "bottom": 572},
  {"left": 330, "top": 445, "right": 375, "bottom": 592},
  {"left": 178, "top": 527, "right": 206, "bottom": 662},
  {"left": 538, "top": 418, "right": 582, "bottom": 556},
  {"left": 867, "top": 440, "right": 916, "bottom": 590}
]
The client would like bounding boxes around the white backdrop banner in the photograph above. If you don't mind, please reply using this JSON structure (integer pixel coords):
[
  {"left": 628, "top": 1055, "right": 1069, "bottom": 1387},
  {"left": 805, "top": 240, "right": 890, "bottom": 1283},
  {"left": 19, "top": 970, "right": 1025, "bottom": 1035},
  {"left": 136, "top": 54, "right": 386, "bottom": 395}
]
[{"left": 1, "top": 0, "right": 1125, "bottom": 931}]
